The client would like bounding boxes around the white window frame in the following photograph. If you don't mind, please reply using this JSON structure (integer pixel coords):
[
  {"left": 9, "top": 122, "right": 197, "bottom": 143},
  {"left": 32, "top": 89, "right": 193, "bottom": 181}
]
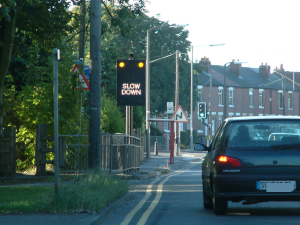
[
  {"left": 249, "top": 89, "right": 254, "bottom": 107},
  {"left": 164, "top": 116, "right": 169, "bottom": 132},
  {"left": 259, "top": 89, "right": 264, "bottom": 108},
  {"left": 229, "top": 87, "right": 234, "bottom": 107},
  {"left": 198, "top": 88, "right": 202, "bottom": 102},
  {"left": 198, "top": 119, "right": 203, "bottom": 133},
  {"left": 278, "top": 90, "right": 283, "bottom": 109},
  {"left": 218, "top": 86, "right": 223, "bottom": 106},
  {"left": 288, "top": 91, "right": 293, "bottom": 109}
]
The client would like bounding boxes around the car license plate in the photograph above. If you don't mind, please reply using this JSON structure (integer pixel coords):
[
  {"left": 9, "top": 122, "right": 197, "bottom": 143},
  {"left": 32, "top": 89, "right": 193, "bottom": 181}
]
[{"left": 257, "top": 181, "right": 296, "bottom": 192}]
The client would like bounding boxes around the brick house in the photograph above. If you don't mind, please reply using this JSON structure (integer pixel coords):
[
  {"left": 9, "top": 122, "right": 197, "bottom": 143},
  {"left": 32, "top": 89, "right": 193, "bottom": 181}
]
[
  {"left": 154, "top": 57, "right": 300, "bottom": 144},
  {"left": 189, "top": 58, "right": 300, "bottom": 139}
]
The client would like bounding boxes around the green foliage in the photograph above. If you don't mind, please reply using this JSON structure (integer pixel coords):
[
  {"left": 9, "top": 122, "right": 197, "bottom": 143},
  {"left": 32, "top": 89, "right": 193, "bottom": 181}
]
[
  {"left": 101, "top": 95, "right": 125, "bottom": 134},
  {"left": 0, "top": 186, "right": 53, "bottom": 213},
  {"left": 3, "top": 44, "right": 87, "bottom": 171},
  {"left": 0, "top": 171, "right": 128, "bottom": 213},
  {"left": 180, "top": 130, "right": 198, "bottom": 148},
  {"left": 52, "top": 171, "right": 128, "bottom": 213},
  {"left": 133, "top": 106, "right": 143, "bottom": 129},
  {"left": 150, "top": 124, "right": 163, "bottom": 136}
]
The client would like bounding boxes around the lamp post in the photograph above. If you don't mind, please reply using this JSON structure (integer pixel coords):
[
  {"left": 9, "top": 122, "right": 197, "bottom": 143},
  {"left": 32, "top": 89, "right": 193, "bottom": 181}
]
[
  {"left": 273, "top": 70, "right": 297, "bottom": 116},
  {"left": 146, "top": 24, "right": 188, "bottom": 159},
  {"left": 190, "top": 46, "right": 194, "bottom": 151},
  {"left": 223, "top": 61, "right": 246, "bottom": 119},
  {"left": 189, "top": 44, "right": 225, "bottom": 151},
  {"left": 223, "top": 62, "right": 231, "bottom": 120}
]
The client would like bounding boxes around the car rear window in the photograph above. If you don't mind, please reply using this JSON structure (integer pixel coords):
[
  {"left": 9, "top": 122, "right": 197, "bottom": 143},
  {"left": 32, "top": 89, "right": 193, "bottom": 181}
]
[{"left": 226, "top": 120, "right": 300, "bottom": 149}]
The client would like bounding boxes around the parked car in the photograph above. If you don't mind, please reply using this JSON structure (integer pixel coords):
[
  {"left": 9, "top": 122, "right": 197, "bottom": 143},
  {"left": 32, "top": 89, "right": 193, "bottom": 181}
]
[{"left": 194, "top": 116, "right": 300, "bottom": 215}]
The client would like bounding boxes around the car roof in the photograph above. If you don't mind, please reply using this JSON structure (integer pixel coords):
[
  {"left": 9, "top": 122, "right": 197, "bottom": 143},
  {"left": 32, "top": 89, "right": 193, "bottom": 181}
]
[{"left": 225, "top": 116, "right": 300, "bottom": 122}]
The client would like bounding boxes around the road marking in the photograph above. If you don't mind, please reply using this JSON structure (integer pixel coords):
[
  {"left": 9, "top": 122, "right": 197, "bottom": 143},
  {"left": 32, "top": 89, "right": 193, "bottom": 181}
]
[
  {"left": 137, "top": 162, "right": 201, "bottom": 225},
  {"left": 120, "top": 178, "right": 159, "bottom": 225},
  {"left": 120, "top": 156, "right": 205, "bottom": 225}
]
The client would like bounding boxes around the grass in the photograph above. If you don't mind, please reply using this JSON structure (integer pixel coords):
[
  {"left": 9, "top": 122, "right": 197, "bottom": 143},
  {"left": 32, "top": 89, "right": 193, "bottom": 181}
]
[
  {"left": 0, "top": 171, "right": 128, "bottom": 214},
  {"left": 0, "top": 186, "right": 53, "bottom": 213}
]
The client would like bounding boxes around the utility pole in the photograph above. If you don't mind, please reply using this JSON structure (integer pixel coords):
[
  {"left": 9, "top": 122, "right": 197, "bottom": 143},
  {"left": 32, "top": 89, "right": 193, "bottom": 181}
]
[
  {"left": 175, "top": 50, "right": 180, "bottom": 156},
  {"left": 53, "top": 48, "right": 60, "bottom": 194},
  {"left": 209, "top": 74, "right": 212, "bottom": 145},
  {"left": 78, "top": 0, "right": 86, "bottom": 64},
  {"left": 126, "top": 53, "right": 134, "bottom": 142},
  {"left": 88, "top": 0, "right": 101, "bottom": 169}
]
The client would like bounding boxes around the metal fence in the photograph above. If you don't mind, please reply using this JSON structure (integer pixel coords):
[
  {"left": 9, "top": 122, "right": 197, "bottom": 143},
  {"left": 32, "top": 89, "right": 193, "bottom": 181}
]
[
  {"left": 150, "top": 136, "right": 168, "bottom": 150},
  {"left": 59, "top": 134, "right": 141, "bottom": 173}
]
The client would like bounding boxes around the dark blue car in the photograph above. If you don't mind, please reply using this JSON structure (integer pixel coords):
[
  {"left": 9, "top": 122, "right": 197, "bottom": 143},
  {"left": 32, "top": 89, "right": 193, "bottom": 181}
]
[{"left": 195, "top": 116, "right": 300, "bottom": 215}]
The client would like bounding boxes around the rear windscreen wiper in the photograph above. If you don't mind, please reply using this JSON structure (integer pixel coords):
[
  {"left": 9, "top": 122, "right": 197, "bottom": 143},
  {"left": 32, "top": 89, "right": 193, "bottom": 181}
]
[{"left": 272, "top": 143, "right": 300, "bottom": 149}]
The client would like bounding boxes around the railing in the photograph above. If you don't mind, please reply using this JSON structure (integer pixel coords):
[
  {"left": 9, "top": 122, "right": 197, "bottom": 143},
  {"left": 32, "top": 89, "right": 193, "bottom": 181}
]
[{"left": 59, "top": 133, "right": 140, "bottom": 173}]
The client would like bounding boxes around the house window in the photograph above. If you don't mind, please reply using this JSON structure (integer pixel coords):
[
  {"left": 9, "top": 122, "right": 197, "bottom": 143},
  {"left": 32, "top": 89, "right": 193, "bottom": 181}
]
[
  {"left": 278, "top": 91, "right": 283, "bottom": 108},
  {"left": 198, "top": 119, "right": 202, "bottom": 131},
  {"left": 288, "top": 92, "right": 293, "bottom": 109},
  {"left": 164, "top": 116, "right": 169, "bottom": 132},
  {"left": 198, "top": 89, "right": 202, "bottom": 102},
  {"left": 218, "top": 87, "right": 223, "bottom": 105},
  {"left": 218, "top": 115, "right": 223, "bottom": 128},
  {"left": 152, "top": 115, "right": 156, "bottom": 127},
  {"left": 259, "top": 89, "right": 264, "bottom": 108},
  {"left": 229, "top": 87, "right": 234, "bottom": 106},
  {"left": 249, "top": 90, "right": 253, "bottom": 107}
]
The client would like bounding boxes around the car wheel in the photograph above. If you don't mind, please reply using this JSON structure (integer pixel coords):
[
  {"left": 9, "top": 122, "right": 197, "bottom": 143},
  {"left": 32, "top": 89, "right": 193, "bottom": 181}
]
[
  {"left": 203, "top": 183, "right": 213, "bottom": 209},
  {"left": 212, "top": 184, "right": 228, "bottom": 215}
]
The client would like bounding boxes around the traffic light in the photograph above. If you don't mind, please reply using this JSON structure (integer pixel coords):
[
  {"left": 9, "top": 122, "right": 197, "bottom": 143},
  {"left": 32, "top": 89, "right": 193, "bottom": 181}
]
[
  {"left": 198, "top": 102, "right": 207, "bottom": 118},
  {"left": 116, "top": 59, "right": 146, "bottom": 106}
]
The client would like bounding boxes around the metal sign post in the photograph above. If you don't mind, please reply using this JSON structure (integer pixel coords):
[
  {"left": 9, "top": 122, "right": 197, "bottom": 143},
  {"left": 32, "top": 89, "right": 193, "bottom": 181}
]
[{"left": 53, "top": 48, "right": 60, "bottom": 194}]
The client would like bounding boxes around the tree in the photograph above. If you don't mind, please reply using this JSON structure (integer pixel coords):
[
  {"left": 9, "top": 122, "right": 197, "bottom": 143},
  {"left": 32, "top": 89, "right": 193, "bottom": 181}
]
[
  {"left": 0, "top": 0, "right": 76, "bottom": 132},
  {"left": 100, "top": 13, "right": 197, "bottom": 116}
]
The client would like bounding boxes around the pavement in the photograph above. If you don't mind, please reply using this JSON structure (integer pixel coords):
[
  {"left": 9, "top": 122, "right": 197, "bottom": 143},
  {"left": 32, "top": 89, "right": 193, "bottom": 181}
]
[{"left": 0, "top": 149, "right": 203, "bottom": 225}]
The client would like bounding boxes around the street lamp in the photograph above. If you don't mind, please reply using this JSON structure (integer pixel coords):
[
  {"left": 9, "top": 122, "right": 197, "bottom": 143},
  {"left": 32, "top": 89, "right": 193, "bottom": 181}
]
[
  {"left": 223, "top": 61, "right": 246, "bottom": 119},
  {"left": 273, "top": 70, "right": 298, "bottom": 116},
  {"left": 189, "top": 44, "right": 225, "bottom": 151},
  {"left": 146, "top": 24, "right": 188, "bottom": 158}
]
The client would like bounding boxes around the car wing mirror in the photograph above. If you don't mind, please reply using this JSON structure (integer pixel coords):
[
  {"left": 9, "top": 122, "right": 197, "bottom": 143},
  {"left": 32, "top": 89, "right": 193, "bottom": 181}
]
[{"left": 194, "top": 143, "right": 208, "bottom": 151}]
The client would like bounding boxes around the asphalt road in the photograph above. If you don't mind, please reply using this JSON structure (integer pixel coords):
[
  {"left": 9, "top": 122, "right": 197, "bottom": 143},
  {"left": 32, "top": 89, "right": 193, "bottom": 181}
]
[{"left": 101, "top": 157, "right": 300, "bottom": 225}]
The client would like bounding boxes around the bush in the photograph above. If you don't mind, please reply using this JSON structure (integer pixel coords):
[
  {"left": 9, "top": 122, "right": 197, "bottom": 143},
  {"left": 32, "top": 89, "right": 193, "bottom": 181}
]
[{"left": 180, "top": 130, "right": 198, "bottom": 148}]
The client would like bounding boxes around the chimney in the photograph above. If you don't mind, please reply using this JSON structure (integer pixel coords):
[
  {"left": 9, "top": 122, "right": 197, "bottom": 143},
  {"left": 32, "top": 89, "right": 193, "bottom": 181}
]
[
  {"left": 199, "top": 56, "right": 211, "bottom": 74},
  {"left": 229, "top": 59, "right": 242, "bottom": 77},
  {"left": 259, "top": 63, "right": 271, "bottom": 79}
]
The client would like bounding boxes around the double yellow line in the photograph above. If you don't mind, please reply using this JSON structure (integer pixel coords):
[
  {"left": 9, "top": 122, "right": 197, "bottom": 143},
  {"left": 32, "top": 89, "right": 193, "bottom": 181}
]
[{"left": 120, "top": 157, "right": 204, "bottom": 225}]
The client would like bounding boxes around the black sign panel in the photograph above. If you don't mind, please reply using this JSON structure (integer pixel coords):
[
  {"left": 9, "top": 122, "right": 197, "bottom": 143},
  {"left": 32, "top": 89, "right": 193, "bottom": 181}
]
[{"left": 116, "top": 59, "right": 146, "bottom": 106}]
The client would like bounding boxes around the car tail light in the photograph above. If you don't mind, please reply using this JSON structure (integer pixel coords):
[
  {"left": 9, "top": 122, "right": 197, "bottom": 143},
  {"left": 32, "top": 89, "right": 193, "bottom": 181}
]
[{"left": 218, "top": 156, "right": 242, "bottom": 167}]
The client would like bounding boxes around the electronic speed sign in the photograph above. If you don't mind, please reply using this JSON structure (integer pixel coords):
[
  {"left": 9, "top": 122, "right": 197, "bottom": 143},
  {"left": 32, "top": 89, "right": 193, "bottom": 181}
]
[{"left": 116, "top": 59, "right": 146, "bottom": 106}]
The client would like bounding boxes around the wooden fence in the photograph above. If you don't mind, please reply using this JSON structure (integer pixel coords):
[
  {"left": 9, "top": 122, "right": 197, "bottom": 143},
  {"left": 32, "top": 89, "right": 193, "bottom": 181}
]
[{"left": 0, "top": 127, "right": 16, "bottom": 175}]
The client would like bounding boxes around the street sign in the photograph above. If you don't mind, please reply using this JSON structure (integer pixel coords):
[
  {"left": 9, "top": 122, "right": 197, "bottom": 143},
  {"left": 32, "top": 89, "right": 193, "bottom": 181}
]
[
  {"left": 171, "top": 105, "right": 189, "bottom": 123},
  {"left": 167, "top": 102, "right": 173, "bottom": 113},
  {"left": 84, "top": 65, "right": 90, "bottom": 79},
  {"left": 71, "top": 65, "right": 89, "bottom": 90},
  {"left": 116, "top": 59, "right": 146, "bottom": 106}
]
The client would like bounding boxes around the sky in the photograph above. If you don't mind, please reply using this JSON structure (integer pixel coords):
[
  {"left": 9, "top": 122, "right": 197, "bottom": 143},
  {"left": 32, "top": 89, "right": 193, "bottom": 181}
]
[{"left": 145, "top": 0, "right": 300, "bottom": 72}]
